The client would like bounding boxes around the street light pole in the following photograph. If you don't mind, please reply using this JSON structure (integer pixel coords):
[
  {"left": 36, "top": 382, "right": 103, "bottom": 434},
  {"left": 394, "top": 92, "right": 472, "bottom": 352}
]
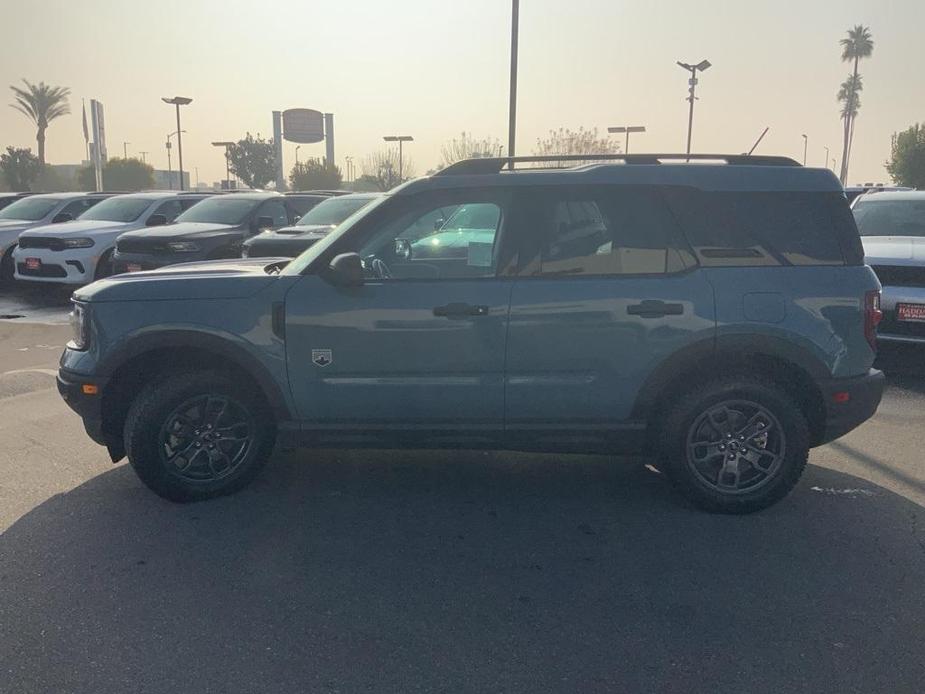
[
  {"left": 677, "top": 60, "right": 711, "bottom": 158},
  {"left": 802, "top": 134, "right": 808, "bottom": 166},
  {"left": 162, "top": 96, "right": 192, "bottom": 190},
  {"left": 383, "top": 135, "right": 413, "bottom": 184},
  {"left": 211, "top": 141, "right": 234, "bottom": 190},
  {"left": 607, "top": 126, "right": 646, "bottom": 154},
  {"left": 295, "top": 145, "right": 301, "bottom": 165},
  {"left": 139, "top": 151, "right": 148, "bottom": 163},
  {"left": 123, "top": 142, "right": 130, "bottom": 159},
  {"left": 824, "top": 146, "right": 830, "bottom": 169},
  {"left": 166, "top": 130, "right": 186, "bottom": 190},
  {"left": 508, "top": 0, "right": 519, "bottom": 168}
]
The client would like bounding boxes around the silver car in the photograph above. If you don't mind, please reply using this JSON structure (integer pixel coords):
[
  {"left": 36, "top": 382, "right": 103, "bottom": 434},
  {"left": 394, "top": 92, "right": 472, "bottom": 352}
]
[{"left": 855, "top": 190, "right": 925, "bottom": 343}]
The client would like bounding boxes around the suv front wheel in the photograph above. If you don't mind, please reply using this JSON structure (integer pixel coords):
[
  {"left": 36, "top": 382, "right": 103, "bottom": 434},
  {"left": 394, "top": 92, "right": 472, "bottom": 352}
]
[
  {"left": 123, "top": 371, "right": 276, "bottom": 502},
  {"left": 657, "top": 376, "right": 810, "bottom": 514}
]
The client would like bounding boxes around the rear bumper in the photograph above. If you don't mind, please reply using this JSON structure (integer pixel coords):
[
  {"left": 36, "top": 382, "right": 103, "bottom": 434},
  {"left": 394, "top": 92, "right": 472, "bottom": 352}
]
[
  {"left": 817, "top": 368, "right": 884, "bottom": 445},
  {"left": 57, "top": 368, "right": 108, "bottom": 446}
]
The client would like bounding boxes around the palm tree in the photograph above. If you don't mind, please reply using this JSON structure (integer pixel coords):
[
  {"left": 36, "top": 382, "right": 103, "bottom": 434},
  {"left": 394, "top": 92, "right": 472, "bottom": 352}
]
[
  {"left": 838, "top": 25, "right": 873, "bottom": 184},
  {"left": 837, "top": 75, "right": 863, "bottom": 172},
  {"left": 9, "top": 79, "right": 71, "bottom": 165}
]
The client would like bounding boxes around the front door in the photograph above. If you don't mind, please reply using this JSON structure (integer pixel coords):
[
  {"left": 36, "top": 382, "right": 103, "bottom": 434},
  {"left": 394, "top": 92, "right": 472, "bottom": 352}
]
[
  {"left": 284, "top": 188, "right": 515, "bottom": 442},
  {"left": 504, "top": 185, "right": 715, "bottom": 446}
]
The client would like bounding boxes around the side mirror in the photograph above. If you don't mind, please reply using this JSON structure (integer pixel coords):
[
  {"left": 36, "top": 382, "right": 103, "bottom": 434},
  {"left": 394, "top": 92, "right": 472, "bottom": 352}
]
[
  {"left": 326, "top": 252, "right": 364, "bottom": 287},
  {"left": 256, "top": 216, "right": 275, "bottom": 230},
  {"left": 146, "top": 213, "right": 168, "bottom": 227},
  {"left": 52, "top": 212, "right": 73, "bottom": 223}
]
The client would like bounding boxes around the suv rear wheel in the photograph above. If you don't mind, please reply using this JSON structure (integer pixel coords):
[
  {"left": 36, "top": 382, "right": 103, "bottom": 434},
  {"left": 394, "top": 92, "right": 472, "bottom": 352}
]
[
  {"left": 123, "top": 371, "right": 275, "bottom": 502},
  {"left": 657, "top": 376, "right": 809, "bottom": 513}
]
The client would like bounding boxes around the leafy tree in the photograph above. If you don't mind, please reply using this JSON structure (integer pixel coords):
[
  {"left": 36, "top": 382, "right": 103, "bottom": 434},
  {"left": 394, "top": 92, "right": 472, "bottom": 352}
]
[
  {"left": 0, "top": 146, "right": 42, "bottom": 190},
  {"left": 886, "top": 124, "right": 925, "bottom": 189},
  {"left": 440, "top": 132, "right": 502, "bottom": 167},
  {"left": 8, "top": 79, "right": 71, "bottom": 164},
  {"left": 361, "top": 150, "right": 416, "bottom": 190},
  {"left": 227, "top": 133, "right": 277, "bottom": 189},
  {"left": 32, "top": 165, "right": 74, "bottom": 192},
  {"left": 76, "top": 157, "right": 154, "bottom": 191},
  {"left": 289, "top": 158, "right": 343, "bottom": 190},
  {"left": 533, "top": 127, "right": 620, "bottom": 162},
  {"left": 838, "top": 25, "right": 874, "bottom": 184}
]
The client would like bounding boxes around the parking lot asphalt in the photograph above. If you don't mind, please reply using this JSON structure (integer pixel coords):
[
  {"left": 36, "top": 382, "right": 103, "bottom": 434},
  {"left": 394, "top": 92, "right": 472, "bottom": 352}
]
[{"left": 0, "top": 292, "right": 923, "bottom": 693}]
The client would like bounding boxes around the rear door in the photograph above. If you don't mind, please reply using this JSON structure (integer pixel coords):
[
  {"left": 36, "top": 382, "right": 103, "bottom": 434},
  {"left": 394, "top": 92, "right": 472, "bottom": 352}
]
[{"left": 504, "top": 185, "right": 715, "bottom": 445}]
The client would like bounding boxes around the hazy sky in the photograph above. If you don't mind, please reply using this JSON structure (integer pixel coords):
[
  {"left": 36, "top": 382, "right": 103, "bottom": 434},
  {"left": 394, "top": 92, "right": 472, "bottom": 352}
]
[{"left": 2, "top": 0, "right": 923, "bottom": 185}]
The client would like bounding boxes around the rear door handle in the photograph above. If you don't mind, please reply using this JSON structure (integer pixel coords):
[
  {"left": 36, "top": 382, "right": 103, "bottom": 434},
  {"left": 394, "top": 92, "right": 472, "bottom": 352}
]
[
  {"left": 433, "top": 303, "right": 490, "bottom": 318},
  {"left": 627, "top": 300, "right": 684, "bottom": 318}
]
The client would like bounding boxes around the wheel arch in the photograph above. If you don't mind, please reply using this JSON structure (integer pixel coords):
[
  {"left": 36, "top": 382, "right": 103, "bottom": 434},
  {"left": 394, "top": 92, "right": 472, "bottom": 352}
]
[
  {"left": 98, "top": 330, "right": 292, "bottom": 458},
  {"left": 634, "top": 335, "right": 830, "bottom": 446}
]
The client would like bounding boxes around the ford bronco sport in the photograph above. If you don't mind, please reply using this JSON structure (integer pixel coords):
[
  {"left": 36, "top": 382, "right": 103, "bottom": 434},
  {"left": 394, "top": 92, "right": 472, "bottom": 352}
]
[{"left": 58, "top": 154, "right": 884, "bottom": 513}]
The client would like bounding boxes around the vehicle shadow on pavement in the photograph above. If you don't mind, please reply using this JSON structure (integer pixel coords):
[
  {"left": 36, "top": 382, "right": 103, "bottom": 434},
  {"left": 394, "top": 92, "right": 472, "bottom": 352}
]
[{"left": 1, "top": 452, "right": 923, "bottom": 694}]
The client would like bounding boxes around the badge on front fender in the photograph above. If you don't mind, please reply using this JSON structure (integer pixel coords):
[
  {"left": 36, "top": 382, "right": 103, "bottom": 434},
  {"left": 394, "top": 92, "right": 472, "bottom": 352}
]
[{"left": 311, "top": 349, "right": 333, "bottom": 367}]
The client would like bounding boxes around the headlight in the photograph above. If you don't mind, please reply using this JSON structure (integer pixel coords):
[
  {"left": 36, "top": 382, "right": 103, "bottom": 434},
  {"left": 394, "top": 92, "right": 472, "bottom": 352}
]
[
  {"left": 62, "top": 237, "right": 95, "bottom": 249},
  {"left": 69, "top": 302, "right": 90, "bottom": 351},
  {"left": 167, "top": 241, "right": 200, "bottom": 253}
]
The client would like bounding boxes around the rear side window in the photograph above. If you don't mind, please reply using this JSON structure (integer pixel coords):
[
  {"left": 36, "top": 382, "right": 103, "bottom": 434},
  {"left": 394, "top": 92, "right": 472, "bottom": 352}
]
[
  {"left": 522, "top": 186, "right": 689, "bottom": 276},
  {"left": 666, "top": 190, "right": 847, "bottom": 267}
]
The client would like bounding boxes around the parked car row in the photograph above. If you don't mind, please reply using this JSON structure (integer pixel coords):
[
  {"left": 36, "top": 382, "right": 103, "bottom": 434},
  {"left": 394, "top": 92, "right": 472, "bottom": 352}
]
[{"left": 0, "top": 189, "right": 380, "bottom": 286}]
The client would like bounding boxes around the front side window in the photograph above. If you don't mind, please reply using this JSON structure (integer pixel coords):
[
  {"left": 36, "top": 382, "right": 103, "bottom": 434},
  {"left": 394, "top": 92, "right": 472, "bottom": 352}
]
[
  {"left": 524, "top": 187, "right": 687, "bottom": 276},
  {"left": 258, "top": 200, "right": 289, "bottom": 227},
  {"left": 79, "top": 197, "right": 152, "bottom": 223},
  {"left": 854, "top": 199, "right": 925, "bottom": 237},
  {"left": 152, "top": 200, "right": 183, "bottom": 222},
  {"left": 62, "top": 199, "right": 99, "bottom": 219},
  {"left": 356, "top": 194, "right": 505, "bottom": 280}
]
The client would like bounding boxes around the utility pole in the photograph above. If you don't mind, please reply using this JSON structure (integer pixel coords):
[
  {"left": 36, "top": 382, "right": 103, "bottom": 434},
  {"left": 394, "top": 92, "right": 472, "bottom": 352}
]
[
  {"left": 162, "top": 97, "right": 192, "bottom": 190},
  {"left": 677, "top": 60, "right": 711, "bottom": 158}
]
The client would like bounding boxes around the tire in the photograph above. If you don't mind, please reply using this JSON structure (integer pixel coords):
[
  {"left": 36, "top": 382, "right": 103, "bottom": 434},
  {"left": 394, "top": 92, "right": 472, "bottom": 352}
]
[
  {"left": 123, "top": 370, "right": 276, "bottom": 502},
  {"left": 94, "top": 249, "right": 114, "bottom": 280},
  {"left": 656, "top": 376, "right": 809, "bottom": 514}
]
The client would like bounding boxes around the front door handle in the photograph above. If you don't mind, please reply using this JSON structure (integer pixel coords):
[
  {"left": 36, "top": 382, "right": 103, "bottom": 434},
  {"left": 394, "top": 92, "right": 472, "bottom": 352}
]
[
  {"left": 433, "top": 303, "right": 490, "bottom": 318},
  {"left": 627, "top": 300, "right": 684, "bottom": 318}
]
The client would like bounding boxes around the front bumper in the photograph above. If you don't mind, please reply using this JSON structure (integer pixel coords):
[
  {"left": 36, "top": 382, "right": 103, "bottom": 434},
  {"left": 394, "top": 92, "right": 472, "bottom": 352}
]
[
  {"left": 817, "top": 368, "right": 885, "bottom": 445},
  {"left": 111, "top": 249, "right": 204, "bottom": 274},
  {"left": 13, "top": 246, "right": 98, "bottom": 284},
  {"left": 57, "top": 368, "right": 109, "bottom": 446}
]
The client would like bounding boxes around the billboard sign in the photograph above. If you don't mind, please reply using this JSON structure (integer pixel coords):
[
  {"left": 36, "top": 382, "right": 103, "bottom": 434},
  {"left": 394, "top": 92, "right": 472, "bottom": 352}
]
[{"left": 282, "top": 108, "right": 324, "bottom": 143}]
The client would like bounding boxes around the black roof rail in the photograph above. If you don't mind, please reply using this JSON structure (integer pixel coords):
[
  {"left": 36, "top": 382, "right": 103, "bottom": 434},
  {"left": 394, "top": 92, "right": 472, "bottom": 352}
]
[{"left": 435, "top": 153, "right": 801, "bottom": 176}]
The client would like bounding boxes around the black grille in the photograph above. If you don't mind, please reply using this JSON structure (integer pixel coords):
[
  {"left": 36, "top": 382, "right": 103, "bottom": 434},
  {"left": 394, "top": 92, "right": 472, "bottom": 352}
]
[
  {"left": 16, "top": 262, "right": 66, "bottom": 278},
  {"left": 878, "top": 311, "right": 925, "bottom": 339},
  {"left": 870, "top": 265, "right": 925, "bottom": 288},
  {"left": 18, "top": 237, "right": 64, "bottom": 251}
]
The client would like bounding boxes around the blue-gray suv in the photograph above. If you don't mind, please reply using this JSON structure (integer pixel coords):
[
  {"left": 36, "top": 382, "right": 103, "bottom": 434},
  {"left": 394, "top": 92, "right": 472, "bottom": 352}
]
[{"left": 57, "top": 154, "right": 885, "bottom": 513}]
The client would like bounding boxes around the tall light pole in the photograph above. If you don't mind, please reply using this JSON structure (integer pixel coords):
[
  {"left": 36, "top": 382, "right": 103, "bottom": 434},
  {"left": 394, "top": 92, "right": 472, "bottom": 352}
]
[
  {"left": 211, "top": 141, "right": 234, "bottom": 190},
  {"left": 824, "top": 146, "right": 830, "bottom": 169},
  {"left": 345, "top": 156, "right": 353, "bottom": 183},
  {"left": 383, "top": 135, "right": 413, "bottom": 184},
  {"left": 607, "top": 126, "right": 646, "bottom": 154},
  {"left": 802, "top": 134, "right": 808, "bottom": 166},
  {"left": 123, "top": 141, "right": 130, "bottom": 159},
  {"left": 295, "top": 145, "right": 301, "bottom": 165},
  {"left": 139, "top": 151, "right": 148, "bottom": 163},
  {"left": 166, "top": 130, "right": 186, "bottom": 190},
  {"left": 162, "top": 96, "right": 192, "bottom": 190},
  {"left": 677, "top": 60, "right": 711, "bottom": 158},
  {"left": 508, "top": 0, "right": 519, "bottom": 167}
]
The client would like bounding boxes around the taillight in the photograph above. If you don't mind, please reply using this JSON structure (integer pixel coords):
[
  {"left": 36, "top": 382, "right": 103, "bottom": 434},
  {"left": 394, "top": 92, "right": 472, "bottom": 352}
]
[{"left": 864, "top": 290, "right": 882, "bottom": 351}]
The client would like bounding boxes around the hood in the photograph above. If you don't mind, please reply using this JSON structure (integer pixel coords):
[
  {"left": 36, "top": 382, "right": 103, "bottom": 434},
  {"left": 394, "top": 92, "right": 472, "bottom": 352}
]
[
  {"left": 862, "top": 236, "right": 925, "bottom": 266},
  {"left": 117, "top": 221, "right": 237, "bottom": 242},
  {"left": 265, "top": 223, "right": 334, "bottom": 237},
  {"left": 19, "top": 219, "right": 130, "bottom": 237},
  {"left": 74, "top": 257, "right": 291, "bottom": 303},
  {"left": 0, "top": 219, "right": 35, "bottom": 229}
]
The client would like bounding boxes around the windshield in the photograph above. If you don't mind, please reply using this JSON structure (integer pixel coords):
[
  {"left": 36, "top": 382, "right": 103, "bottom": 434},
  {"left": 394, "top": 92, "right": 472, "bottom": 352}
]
[
  {"left": 282, "top": 194, "right": 391, "bottom": 275},
  {"left": 79, "top": 197, "right": 152, "bottom": 223},
  {"left": 854, "top": 200, "right": 925, "bottom": 237},
  {"left": 440, "top": 203, "right": 501, "bottom": 231},
  {"left": 296, "top": 197, "right": 375, "bottom": 227},
  {"left": 0, "top": 196, "right": 58, "bottom": 221},
  {"left": 174, "top": 198, "right": 261, "bottom": 225}
]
